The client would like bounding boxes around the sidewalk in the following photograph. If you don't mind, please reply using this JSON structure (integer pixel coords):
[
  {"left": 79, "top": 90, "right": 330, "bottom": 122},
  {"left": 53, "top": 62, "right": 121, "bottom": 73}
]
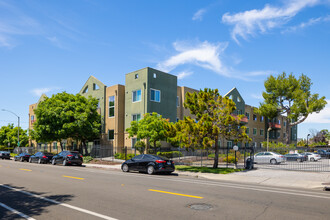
[{"left": 83, "top": 163, "right": 330, "bottom": 190}]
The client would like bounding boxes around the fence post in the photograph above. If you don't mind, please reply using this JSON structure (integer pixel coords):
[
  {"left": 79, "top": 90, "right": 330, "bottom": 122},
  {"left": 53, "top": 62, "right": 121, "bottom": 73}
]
[
  {"left": 226, "top": 145, "right": 229, "bottom": 168},
  {"left": 125, "top": 147, "right": 127, "bottom": 161},
  {"left": 201, "top": 149, "right": 203, "bottom": 167}
]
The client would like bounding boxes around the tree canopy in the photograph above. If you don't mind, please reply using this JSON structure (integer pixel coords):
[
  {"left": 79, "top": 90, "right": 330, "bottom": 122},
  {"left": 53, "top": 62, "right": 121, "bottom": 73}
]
[
  {"left": 32, "top": 92, "right": 101, "bottom": 153},
  {"left": 258, "top": 72, "right": 327, "bottom": 143},
  {"left": 0, "top": 124, "right": 28, "bottom": 149},
  {"left": 175, "top": 88, "right": 250, "bottom": 168},
  {"left": 126, "top": 112, "right": 173, "bottom": 153}
]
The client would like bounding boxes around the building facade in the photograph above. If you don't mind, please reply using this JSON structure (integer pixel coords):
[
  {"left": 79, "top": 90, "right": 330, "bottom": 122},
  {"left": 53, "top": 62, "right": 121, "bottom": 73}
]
[{"left": 28, "top": 67, "right": 298, "bottom": 154}]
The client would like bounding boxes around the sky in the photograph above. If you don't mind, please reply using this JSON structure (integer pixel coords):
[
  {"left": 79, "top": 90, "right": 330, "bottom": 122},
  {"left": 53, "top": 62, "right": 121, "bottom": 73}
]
[{"left": 0, "top": 0, "right": 329, "bottom": 140}]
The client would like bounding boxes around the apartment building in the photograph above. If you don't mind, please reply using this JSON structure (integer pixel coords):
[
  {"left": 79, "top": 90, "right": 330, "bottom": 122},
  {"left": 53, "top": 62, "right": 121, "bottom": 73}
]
[{"left": 28, "top": 67, "right": 297, "bottom": 153}]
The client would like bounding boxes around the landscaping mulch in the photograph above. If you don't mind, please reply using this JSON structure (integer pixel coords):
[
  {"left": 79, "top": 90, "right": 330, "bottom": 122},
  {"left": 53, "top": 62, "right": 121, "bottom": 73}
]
[{"left": 88, "top": 159, "right": 121, "bottom": 165}]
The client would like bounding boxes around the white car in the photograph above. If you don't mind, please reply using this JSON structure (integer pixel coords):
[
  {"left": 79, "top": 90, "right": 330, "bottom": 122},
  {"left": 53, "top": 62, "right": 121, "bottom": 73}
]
[
  {"left": 301, "top": 152, "right": 321, "bottom": 162},
  {"left": 253, "top": 152, "right": 286, "bottom": 164}
]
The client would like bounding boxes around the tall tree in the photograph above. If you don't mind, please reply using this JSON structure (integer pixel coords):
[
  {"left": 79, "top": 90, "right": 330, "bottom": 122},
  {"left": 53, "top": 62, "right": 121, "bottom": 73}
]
[
  {"left": 126, "top": 112, "right": 173, "bottom": 153},
  {"left": 259, "top": 73, "right": 327, "bottom": 144},
  {"left": 0, "top": 124, "right": 28, "bottom": 148},
  {"left": 176, "top": 88, "right": 250, "bottom": 168},
  {"left": 33, "top": 92, "right": 101, "bottom": 153}
]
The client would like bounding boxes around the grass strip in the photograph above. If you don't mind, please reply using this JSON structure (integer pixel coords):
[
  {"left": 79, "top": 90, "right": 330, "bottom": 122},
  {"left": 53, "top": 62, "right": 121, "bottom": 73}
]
[{"left": 176, "top": 165, "right": 243, "bottom": 174}]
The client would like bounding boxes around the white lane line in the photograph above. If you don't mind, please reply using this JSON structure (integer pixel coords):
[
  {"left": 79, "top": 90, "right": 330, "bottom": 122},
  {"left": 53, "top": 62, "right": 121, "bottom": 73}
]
[
  {"left": 0, "top": 202, "right": 36, "bottom": 220},
  {"left": 0, "top": 185, "right": 117, "bottom": 220}
]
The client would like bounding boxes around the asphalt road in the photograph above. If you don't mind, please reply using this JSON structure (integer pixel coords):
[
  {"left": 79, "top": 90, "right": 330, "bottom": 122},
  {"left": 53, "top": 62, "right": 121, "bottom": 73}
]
[{"left": 1, "top": 159, "right": 330, "bottom": 220}]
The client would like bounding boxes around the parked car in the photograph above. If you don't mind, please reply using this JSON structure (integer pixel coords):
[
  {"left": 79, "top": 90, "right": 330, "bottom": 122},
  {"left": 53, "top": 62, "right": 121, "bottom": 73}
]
[
  {"left": 0, "top": 151, "right": 10, "bottom": 160},
  {"left": 29, "top": 152, "right": 54, "bottom": 164},
  {"left": 316, "top": 149, "right": 330, "bottom": 159},
  {"left": 253, "top": 152, "right": 286, "bottom": 164},
  {"left": 121, "top": 154, "right": 175, "bottom": 175},
  {"left": 284, "top": 153, "right": 307, "bottom": 162},
  {"left": 14, "top": 153, "right": 31, "bottom": 162},
  {"left": 51, "top": 151, "right": 83, "bottom": 166},
  {"left": 300, "top": 152, "right": 321, "bottom": 162}
]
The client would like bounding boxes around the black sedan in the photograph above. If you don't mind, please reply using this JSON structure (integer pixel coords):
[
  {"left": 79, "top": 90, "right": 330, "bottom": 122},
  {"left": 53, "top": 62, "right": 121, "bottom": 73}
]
[
  {"left": 284, "top": 153, "right": 307, "bottom": 162},
  {"left": 51, "top": 151, "right": 83, "bottom": 166},
  {"left": 29, "top": 152, "right": 54, "bottom": 164},
  {"left": 14, "top": 153, "right": 31, "bottom": 162},
  {"left": 0, "top": 151, "right": 10, "bottom": 160},
  {"left": 121, "top": 154, "right": 175, "bottom": 175}
]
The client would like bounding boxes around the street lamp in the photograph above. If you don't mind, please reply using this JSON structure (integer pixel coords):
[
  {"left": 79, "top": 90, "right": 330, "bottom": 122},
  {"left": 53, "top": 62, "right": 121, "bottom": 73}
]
[
  {"left": 2, "top": 109, "right": 20, "bottom": 148},
  {"left": 267, "top": 127, "right": 272, "bottom": 152},
  {"left": 307, "top": 134, "right": 310, "bottom": 148}
]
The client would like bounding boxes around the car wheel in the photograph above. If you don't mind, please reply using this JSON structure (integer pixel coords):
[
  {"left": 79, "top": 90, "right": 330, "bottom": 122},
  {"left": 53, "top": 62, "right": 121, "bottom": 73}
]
[
  {"left": 52, "top": 159, "right": 56, "bottom": 165},
  {"left": 29, "top": 158, "right": 32, "bottom": 163},
  {"left": 122, "top": 164, "right": 129, "bottom": 172},
  {"left": 270, "top": 159, "right": 277, "bottom": 165},
  {"left": 63, "top": 159, "right": 67, "bottom": 166},
  {"left": 38, "top": 158, "right": 42, "bottom": 164},
  {"left": 147, "top": 165, "right": 155, "bottom": 175},
  {"left": 310, "top": 158, "right": 315, "bottom": 162},
  {"left": 20, "top": 157, "right": 23, "bottom": 162}
]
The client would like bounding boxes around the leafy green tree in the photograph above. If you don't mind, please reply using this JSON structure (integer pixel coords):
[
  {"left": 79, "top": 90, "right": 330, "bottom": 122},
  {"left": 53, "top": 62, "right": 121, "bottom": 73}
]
[
  {"left": 33, "top": 92, "right": 101, "bottom": 154},
  {"left": 0, "top": 124, "right": 28, "bottom": 149},
  {"left": 259, "top": 73, "right": 327, "bottom": 144},
  {"left": 134, "top": 140, "right": 146, "bottom": 154},
  {"left": 126, "top": 113, "right": 173, "bottom": 153},
  {"left": 175, "top": 88, "right": 250, "bottom": 168}
]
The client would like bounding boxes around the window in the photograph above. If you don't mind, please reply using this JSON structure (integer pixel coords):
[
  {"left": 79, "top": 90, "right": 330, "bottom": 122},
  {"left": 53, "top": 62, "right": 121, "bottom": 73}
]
[
  {"left": 82, "top": 86, "right": 88, "bottom": 93},
  {"left": 150, "top": 89, "right": 160, "bottom": 102},
  {"left": 93, "top": 83, "right": 100, "bottom": 90},
  {"left": 132, "top": 90, "right": 141, "bottom": 102},
  {"left": 246, "top": 127, "right": 249, "bottom": 134},
  {"left": 260, "top": 129, "right": 264, "bottom": 136},
  {"left": 53, "top": 142, "right": 57, "bottom": 150},
  {"left": 176, "top": 96, "right": 180, "bottom": 107},
  {"left": 153, "top": 73, "right": 157, "bottom": 78},
  {"left": 135, "top": 74, "right": 138, "bottom": 79},
  {"left": 245, "top": 112, "right": 250, "bottom": 120},
  {"left": 253, "top": 114, "right": 257, "bottom": 121},
  {"left": 132, "top": 138, "right": 137, "bottom": 149},
  {"left": 260, "top": 116, "right": 264, "bottom": 122},
  {"left": 108, "top": 130, "right": 114, "bottom": 140},
  {"left": 132, "top": 114, "right": 141, "bottom": 122},
  {"left": 284, "top": 121, "right": 287, "bottom": 127},
  {"left": 176, "top": 118, "right": 179, "bottom": 122},
  {"left": 237, "top": 96, "right": 241, "bottom": 102},
  {"left": 253, "top": 128, "right": 257, "bottom": 135},
  {"left": 109, "top": 96, "right": 115, "bottom": 117},
  {"left": 227, "top": 141, "right": 232, "bottom": 148},
  {"left": 97, "top": 99, "right": 100, "bottom": 108}
]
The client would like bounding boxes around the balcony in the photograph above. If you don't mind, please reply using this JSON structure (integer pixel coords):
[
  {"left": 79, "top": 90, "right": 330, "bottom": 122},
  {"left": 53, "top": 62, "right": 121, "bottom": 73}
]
[{"left": 269, "top": 122, "right": 281, "bottom": 129}]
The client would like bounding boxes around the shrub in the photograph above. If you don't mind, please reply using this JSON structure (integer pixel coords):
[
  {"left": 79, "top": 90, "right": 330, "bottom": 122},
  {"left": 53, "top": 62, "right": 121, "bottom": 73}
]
[
  {"left": 135, "top": 141, "right": 146, "bottom": 154},
  {"left": 83, "top": 156, "right": 94, "bottom": 163},
  {"left": 223, "top": 156, "right": 238, "bottom": 163},
  {"left": 114, "top": 153, "right": 135, "bottom": 160},
  {"left": 157, "top": 151, "right": 183, "bottom": 158}
]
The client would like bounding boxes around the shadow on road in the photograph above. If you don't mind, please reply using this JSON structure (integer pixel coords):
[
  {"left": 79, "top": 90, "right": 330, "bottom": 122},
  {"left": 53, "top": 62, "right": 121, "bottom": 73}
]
[{"left": 0, "top": 184, "right": 74, "bottom": 219}]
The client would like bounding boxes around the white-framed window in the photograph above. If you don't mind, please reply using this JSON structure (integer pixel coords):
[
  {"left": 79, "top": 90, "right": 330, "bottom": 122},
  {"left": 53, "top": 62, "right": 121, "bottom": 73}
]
[
  {"left": 150, "top": 89, "right": 160, "bottom": 102},
  {"left": 132, "top": 114, "right": 141, "bottom": 122},
  {"left": 227, "top": 141, "right": 233, "bottom": 148},
  {"left": 176, "top": 96, "right": 180, "bottom": 107},
  {"left": 109, "top": 96, "right": 115, "bottom": 117},
  {"left": 132, "top": 90, "right": 142, "bottom": 102},
  {"left": 108, "top": 130, "right": 114, "bottom": 140}
]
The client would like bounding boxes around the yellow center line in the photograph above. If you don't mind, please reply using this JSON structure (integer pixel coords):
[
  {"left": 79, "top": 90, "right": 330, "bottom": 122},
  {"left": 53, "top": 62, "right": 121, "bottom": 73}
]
[
  {"left": 19, "top": 169, "right": 32, "bottom": 172},
  {"left": 62, "top": 175, "right": 84, "bottom": 180},
  {"left": 148, "top": 189, "right": 203, "bottom": 199}
]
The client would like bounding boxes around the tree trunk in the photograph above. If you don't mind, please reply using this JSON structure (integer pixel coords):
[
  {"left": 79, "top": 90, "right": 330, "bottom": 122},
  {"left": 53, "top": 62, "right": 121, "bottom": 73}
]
[
  {"left": 286, "top": 122, "right": 291, "bottom": 145},
  {"left": 83, "top": 141, "right": 88, "bottom": 156},
  {"left": 60, "top": 142, "right": 64, "bottom": 151},
  {"left": 213, "top": 137, "right": 219, "bottom": 168},
  {"left": 154, "top": 140, "right": 157, "bottom": 154}
]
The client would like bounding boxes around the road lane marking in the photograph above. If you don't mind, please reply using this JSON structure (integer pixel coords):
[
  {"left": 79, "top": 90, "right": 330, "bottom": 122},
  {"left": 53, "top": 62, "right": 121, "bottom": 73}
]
[
  {"left": 19, "top": 169, "right": 32, "bottom": 172},
  {"left": 0, "top": 202, "right": 36, "bottom": 220},
  {"left": 62, "top": 175, "right": 84, "bottom": 180},
  {"left": 149, "top": 189, "right": 203, "bottom": 199},
  {"left": 0, "top": 184, "right": 117, "bottom": 220}
]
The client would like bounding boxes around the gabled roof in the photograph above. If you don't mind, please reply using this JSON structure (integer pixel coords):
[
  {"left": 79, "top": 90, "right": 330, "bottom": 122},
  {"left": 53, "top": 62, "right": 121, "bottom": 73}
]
[
  {"left": 79, "top": 75, "right": 106, "bottom": 94},
  {"left": 224, "top": 87, "right": 245, "bottom": 104},
  {"left": 37, "top": 94, "right": 48, "bottom": 106}
]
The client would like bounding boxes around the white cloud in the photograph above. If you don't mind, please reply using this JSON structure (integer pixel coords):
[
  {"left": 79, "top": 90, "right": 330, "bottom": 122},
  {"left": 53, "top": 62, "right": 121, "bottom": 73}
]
[
  {"left": 251, "top": 94, "right": 264, "bottom": 100},
  {"left": 157, "top": 40, "right": 230, "bottom": 77},
  {"left": 47, "top": 36, "right": 66, "bottom": 49},
  {"left": 192, "top": 9, "right": 206, "bottom": 21},
  {"left": 30, "top": 87, "right": 60, "bottom": 97},
  {"left": 222, "top": 0, "right": 320, "bottom": 43},
  {"left": 177, "top": 71, "right": 193, "bottom": 80},
  {"left": 304, "top": 100, "right": 330, "bottom": 123},
  {"left": 283, "top": 15, "right": 330, "bottom": 33}
]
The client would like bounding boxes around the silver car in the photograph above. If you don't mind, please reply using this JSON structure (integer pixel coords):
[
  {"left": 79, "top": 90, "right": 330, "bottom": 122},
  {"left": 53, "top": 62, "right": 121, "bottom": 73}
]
[
  {"left": 253, "top": 152, "right": 286, "bottom": 164},
  {"left": 301, "top": 152, "right": 321, "bottom": 162}
]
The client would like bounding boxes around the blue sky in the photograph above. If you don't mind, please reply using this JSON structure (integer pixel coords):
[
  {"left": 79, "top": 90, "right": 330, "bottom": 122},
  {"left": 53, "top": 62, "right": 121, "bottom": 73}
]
[{"left": 0, "top": 0, "right": 329, "bottom": 140}]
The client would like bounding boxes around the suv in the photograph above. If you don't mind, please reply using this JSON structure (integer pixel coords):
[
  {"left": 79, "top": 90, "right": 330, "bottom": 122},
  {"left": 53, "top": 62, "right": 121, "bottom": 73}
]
[
  {"left": 316, "top": 149, "right": 330, "bottom": 159},
  {"left": 0, "top": 151, "right": 10, "bottom": 159}
]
